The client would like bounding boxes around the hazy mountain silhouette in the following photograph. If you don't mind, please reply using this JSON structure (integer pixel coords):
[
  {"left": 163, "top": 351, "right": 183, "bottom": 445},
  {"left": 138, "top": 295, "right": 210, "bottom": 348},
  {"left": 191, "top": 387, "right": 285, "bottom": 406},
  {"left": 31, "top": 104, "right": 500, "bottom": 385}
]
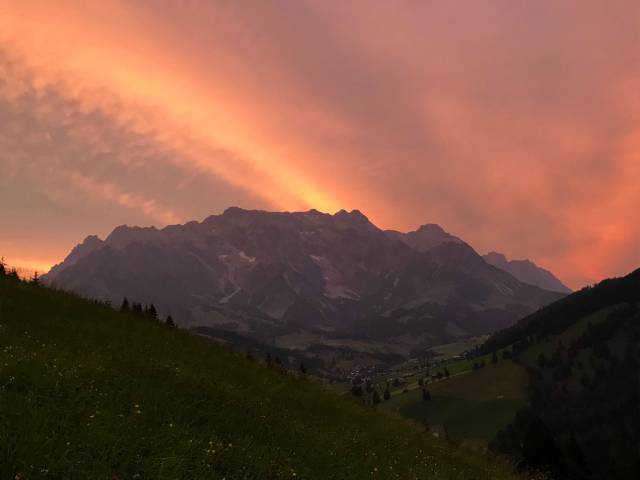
[{"left": 483, "top": 251, "right": 571, "bottom": 293}]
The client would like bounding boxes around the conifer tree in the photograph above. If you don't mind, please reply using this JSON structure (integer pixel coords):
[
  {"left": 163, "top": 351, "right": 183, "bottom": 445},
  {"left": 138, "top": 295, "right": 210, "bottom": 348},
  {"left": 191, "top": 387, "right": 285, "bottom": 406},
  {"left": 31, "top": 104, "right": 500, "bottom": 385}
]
[
  {"left": 372, "top": 390, "right": 381, "bottom": 405},
  {"left": 131, "top": 302, "right": 143, "bottom": 316},
  {"left": 0, "top": 257, "right": 6, "bottom": 276},
  {"left": 383, "top": 385, "right": 391, "bottom": 401},
  {"left": 521, "top": 419, "right": 564, "bottom": 476},
  {"left": 422, "top": 388, "right": 432, "bottom": 402},
  {"left": 492, "top": 351, "right": 498, "bottom": 364},
  {"left": 8, "top": 268, "right": 19, "bottom": 280},
  {"left": 444, "top": 367, "right": 450, "bottom": 378},
  {"left": 166, "top": 315, "right": 176, "bottom": 328},
  {"left": 350, "top": 383, "right": 363, "bottom": 397},
  {"left": 146, "top": 304, "right": 158, "bottom": 320},
  {"left": 120, "top": 298, "right": 131, "bottom": 313},
  {"left": 31, "top": 271, "right": 40, "bottom": 286},
  {"left": 299, "top": 362, "right": 307, "bottom": 375}
]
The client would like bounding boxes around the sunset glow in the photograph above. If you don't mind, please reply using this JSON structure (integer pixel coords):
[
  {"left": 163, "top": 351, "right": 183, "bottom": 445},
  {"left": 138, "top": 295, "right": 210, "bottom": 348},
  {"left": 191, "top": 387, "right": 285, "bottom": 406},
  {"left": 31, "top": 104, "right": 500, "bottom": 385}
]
[{"left": 1, "top": 0, "right": 639, "bottom": 288}]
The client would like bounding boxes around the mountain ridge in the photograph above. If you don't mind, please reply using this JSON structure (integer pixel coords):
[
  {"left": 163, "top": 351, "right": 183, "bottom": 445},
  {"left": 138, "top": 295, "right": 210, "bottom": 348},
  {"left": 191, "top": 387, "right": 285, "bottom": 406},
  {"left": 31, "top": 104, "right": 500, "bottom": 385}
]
[
  {"left": 483, "top": 251, "right": 571, "bottom": 293},
  {"left": 44, "top": 207, "right": 564, "bottom": 374}
]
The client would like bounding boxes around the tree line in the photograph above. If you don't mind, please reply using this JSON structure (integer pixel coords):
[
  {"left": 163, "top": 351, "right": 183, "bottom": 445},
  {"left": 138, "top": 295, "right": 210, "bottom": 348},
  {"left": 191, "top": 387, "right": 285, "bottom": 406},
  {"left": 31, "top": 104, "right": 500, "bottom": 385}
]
[{"left": 119, "top": 298, "right": 176, "bottom": 328}]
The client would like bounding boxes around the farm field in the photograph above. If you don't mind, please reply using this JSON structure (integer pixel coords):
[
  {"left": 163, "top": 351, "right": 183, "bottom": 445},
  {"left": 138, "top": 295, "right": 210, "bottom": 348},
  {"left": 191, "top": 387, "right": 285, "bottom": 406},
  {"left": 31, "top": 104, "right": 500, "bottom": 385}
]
[{"left": 380, "top": 360, "right": 528, "bottom": 447}]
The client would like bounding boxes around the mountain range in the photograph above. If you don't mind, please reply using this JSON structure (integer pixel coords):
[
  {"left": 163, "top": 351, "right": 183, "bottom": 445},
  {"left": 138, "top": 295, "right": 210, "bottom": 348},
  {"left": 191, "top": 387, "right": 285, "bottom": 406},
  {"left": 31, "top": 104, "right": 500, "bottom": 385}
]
[{"left": 44, "top": 208, "right": 565, "bottom": 373}]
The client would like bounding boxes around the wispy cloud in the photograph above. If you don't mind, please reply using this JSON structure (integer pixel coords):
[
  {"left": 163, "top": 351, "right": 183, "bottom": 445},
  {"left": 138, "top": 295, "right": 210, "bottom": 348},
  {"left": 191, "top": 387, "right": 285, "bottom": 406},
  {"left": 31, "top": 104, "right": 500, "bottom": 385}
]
[{"left": 1, "top": 0, "right": 639, "bottom": 287}]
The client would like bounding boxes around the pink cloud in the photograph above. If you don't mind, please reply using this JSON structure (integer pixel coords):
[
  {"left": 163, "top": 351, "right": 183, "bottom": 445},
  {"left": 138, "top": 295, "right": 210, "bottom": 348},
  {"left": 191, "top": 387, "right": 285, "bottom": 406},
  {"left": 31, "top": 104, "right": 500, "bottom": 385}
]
[{"left": 1, "top": 0, "right": 639, "bottom": 288}]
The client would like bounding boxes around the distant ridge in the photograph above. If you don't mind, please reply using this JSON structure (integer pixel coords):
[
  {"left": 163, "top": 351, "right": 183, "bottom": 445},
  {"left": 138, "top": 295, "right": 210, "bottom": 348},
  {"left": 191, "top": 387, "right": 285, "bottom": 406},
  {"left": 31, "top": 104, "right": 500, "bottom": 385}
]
[{"left": 483, "top": 251, "right": 571, "bottom": 293}]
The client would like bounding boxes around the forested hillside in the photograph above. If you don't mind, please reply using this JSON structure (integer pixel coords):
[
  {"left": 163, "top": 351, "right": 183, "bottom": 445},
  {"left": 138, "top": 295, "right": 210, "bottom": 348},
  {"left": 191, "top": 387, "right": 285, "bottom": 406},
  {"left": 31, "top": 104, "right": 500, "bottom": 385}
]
[{"left": 485, "top": 269, "right": 640, "bottom": 479}]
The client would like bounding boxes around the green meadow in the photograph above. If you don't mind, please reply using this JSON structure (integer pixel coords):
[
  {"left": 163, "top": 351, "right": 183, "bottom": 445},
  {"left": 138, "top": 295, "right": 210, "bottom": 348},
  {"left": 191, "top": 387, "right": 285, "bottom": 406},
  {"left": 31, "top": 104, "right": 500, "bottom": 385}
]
[
  {"left": 381, "top": 360, "right": 528, "bottom": 448},
  {"left": 0, "top": 274, "right": 538, "bottom": 480}
]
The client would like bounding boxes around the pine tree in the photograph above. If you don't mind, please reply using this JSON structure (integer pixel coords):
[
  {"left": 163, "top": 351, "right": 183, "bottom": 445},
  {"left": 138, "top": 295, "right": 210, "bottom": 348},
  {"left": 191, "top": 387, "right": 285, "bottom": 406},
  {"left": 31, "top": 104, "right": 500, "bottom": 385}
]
[
  {"left": 166, "top": 315, "right": 175, "bottom": 328},
  {"left": 350, "top": 384, "right": 363, "bottom": 397},
  {"left": 383, "top": 385, "right": 391, "bottom": 401},
  {"left": 0, "top": 257, "right": 6, "bottom": 276},
  {"left": 520, "top": 419, "right": 564, "bottom": 477},
  {"left": 31, "top": 271, "right": 40, "bottom": 286},
  {"left": 422, "top": 388, "right": 431, "bottom": 402},
  {"left": 492, "top": 351, "right": 498, "bottom": 364},
  {"left": 146, "top": 304, "right": 158, "bottom": 320},
  {"left": 131, "top": 302, "right": 143, "bottom": 316},
  {"left": 120, "top": 298, "right": 131, "bottom": 313},
  {"left": 444, "top": 368, "right": 450, "bottom": 378},
  {"left": 365, "top": 378, "right": 373, "bottom": 393},
  {"left": 372, "top": 390, "right": 381, "bottom": 405},
  {"left": 299, "top": 362, "right": 307, "bottom": 375}
]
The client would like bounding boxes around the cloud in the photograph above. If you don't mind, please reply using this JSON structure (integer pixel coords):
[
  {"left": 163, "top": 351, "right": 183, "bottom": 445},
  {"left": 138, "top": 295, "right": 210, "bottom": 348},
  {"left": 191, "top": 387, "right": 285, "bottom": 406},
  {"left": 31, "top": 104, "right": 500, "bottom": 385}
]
[{"left": 1, "top": 0, "right": 639, "bottom": 288}]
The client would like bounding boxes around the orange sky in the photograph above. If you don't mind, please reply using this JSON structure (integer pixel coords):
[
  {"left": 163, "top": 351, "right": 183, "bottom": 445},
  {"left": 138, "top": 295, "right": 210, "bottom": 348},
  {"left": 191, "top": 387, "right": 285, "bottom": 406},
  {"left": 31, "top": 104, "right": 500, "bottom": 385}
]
[{"left": 1, "top": 0, "right": 639, "bottom": 289}]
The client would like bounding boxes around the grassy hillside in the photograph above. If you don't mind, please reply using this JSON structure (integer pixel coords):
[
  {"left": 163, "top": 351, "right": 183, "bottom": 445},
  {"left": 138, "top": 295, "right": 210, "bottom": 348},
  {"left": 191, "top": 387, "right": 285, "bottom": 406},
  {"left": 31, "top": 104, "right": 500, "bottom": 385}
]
[
  {"left": 380, "top": 360, "right": 527, "bottom": 447},
  {"left": 0, "top": 273, "right": 532, "bottom": 480}
]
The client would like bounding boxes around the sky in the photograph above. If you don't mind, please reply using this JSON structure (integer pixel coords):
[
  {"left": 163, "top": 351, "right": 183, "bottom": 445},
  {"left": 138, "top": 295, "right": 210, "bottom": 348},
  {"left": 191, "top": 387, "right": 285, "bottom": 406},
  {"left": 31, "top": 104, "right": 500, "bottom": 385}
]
[{"left": 0, "top": 0, "right": 639, "bottom": 289}]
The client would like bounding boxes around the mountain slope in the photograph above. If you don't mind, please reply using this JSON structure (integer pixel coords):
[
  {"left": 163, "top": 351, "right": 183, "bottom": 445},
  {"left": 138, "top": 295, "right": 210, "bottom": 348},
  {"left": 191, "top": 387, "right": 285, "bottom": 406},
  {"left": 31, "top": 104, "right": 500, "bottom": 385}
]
[
  {"left": 0, "top": 273, "right": 527, "bottom": 480},
  {"left": 43, "top": 208, "right": 563, "bottom": 370},
  {"left": 484, "top": 268, "right": 640, "bottom": 479},
  {"left": 483, "top": 252, "right": 571, "bottom": 293}
]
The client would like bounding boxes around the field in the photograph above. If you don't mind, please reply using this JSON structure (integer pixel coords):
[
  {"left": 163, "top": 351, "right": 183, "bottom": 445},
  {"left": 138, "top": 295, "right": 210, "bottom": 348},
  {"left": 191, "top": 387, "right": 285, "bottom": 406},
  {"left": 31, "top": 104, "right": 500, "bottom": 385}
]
[
  {"left": 427, "top": 336, "right": 489, "bottom": 359},
  {"left": 380, "top": 360, "right": 528, "bottom": 448},
  {"left": 0, "top": 275, "right": 534, "bottom": 480}
]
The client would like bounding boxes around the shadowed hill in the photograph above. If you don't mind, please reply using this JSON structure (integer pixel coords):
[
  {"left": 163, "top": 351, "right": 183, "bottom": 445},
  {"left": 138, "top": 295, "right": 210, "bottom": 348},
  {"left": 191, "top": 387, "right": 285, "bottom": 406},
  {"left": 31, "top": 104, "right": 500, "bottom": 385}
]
[
  {"left": 483, "top": 268, "right": 640, "bottom": 479},
  {"left": 484, "top": 268, "right": 640, "bottom": 353},
  {"left": 0, "top": 273, "right": 530, "bottom": 480}
]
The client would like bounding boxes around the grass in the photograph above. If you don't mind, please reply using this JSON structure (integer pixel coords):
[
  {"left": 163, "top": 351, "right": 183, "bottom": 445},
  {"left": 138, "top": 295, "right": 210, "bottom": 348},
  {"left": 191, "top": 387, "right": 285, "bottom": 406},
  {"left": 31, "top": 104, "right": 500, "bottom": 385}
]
[
  {"left": 381, "top": 361, "right": 528, "bottom": 447},
  {"left": 427, "top": 336, "right": 489, "bottom": 360},
  {"left": 0, "top": 275, "right": 534, "bottom": 479}
]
